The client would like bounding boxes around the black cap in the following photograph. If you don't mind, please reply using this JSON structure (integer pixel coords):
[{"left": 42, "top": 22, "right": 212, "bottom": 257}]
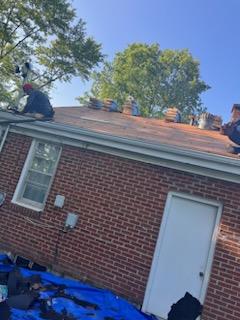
[{"left": 232, "top": 104, "right": 240, "bottom": 112}]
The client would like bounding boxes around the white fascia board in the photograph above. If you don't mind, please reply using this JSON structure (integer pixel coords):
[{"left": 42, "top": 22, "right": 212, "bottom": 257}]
[{"left": 5, "top": 114, "right": 240, "bottom": 184}]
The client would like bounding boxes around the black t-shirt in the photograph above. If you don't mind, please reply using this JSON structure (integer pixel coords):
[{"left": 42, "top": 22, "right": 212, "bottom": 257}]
[
  {"left": 23, "top": 90, "right": 54, "bottom": 117},
  {"left": 229, "top": 120, "right": 240, "bottom": 145}
]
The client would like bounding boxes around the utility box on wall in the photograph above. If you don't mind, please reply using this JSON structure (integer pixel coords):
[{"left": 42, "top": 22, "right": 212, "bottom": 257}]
[{"left": 65, "top": 212, "right": 78, "bottom": 229}]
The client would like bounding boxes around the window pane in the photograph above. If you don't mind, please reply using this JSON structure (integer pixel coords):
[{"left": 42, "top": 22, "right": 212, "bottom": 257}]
[
  {"left": 27, "top": 171, "right": 51, "bottom": 186},
  {"left": 16, "top": 140, "right": 61, "bottom": 208},
  {"left": 22, "top": 183, "right": 47, "bottom": 203},
  {"left": 35, "top": 143, "right": 60, "bottom": 161},
  {"left": 31, "top": 157, "right": 55, "bottom": 174}
]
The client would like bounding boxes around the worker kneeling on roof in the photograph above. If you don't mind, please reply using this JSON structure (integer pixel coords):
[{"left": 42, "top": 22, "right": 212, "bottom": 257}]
[{"left": 21, "top": 83, "right": 54, "bottom": 119}]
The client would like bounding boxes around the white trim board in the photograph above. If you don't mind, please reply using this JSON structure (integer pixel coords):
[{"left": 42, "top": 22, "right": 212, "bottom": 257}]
[{"left": 0, "top": 125, "right": 9, "bottom": 152}]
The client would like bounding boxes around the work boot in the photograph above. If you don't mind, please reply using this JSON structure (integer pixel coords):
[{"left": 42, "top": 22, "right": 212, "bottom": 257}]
[{"left": 226, "top": 144, "right": 240, "bottom": 154}]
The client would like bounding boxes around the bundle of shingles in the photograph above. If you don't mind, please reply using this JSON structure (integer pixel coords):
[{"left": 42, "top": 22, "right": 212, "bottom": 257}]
[
  {"left": 102, "top": 98, "right": 113, "bottom": 111},
  {"left": 88, "top": 97, "right": 103, "bottom": 109},
  {"left": 122, "top": 101, "right": 132, "bottom": 115},
  {"left": 102, "top": 98, "right": 120, "bottom": 112},
  {"left": 198, "top": 112, "right": 222, "bottom": 130},
  {"left": 164, "top": 107, "right": 181, "bottom": 122},
  {"left": 212, "top": 115, "right": 222, "bottom": 130}
]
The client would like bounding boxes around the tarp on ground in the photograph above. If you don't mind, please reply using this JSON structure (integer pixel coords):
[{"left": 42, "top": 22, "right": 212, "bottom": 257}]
[{"left": 0, "top": 254, "right": 156, "bottom": 320}]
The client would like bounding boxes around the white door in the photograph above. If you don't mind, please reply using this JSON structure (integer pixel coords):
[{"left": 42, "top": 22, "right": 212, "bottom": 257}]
[{"left": 142, "top": 193, "right": 222, "bottom": 319}]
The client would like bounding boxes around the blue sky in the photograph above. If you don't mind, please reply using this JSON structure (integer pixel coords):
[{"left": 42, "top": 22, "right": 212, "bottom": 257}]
[{"left": 52, "top": 0, "right": 240, "bottom": 122}]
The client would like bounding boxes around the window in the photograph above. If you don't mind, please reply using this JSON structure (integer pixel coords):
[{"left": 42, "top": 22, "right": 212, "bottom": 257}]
[
  {"left": 0, "top": 125, "right": 9, "bottom": 152},
  {"left": 12, "top": 140, "right": 61, "bottom": 211}
]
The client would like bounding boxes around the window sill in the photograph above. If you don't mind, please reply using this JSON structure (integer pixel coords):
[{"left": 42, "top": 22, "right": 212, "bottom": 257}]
[{"left": 11, "top": 199, "right": 43, "bottom": 212}]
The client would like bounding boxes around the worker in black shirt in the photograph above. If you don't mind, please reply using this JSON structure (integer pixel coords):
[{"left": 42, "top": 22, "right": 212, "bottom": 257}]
[{"left": 21, "top": 83, "right": 54, "bottom": 118}]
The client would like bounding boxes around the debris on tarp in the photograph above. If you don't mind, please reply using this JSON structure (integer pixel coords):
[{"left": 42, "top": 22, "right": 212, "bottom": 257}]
[
  {"left": 14, "top": 255, "right": 47, "bottom": 271},
  {"left": 0, "top": 254, "right": 156, "bottom": 320}
]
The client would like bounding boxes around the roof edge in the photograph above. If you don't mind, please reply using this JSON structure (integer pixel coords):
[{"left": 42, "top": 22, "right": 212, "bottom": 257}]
[{"left": 1, "top": 111, "right": 240, "bottom": 184}]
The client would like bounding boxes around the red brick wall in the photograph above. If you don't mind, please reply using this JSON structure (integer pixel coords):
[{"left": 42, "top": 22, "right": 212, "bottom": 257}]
[{"left": 0, "top": 132, "right": 240, "bottom": 319}]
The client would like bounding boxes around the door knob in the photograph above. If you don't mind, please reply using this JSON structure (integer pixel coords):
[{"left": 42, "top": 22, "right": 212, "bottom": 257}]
[{"left": 199, "top": 272, "right": 204, "bottom": 277}]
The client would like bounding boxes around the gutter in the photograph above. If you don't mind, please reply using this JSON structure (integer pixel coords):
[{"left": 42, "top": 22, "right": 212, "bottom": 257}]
[{"left": 1, "top": 111, "right": 240, "bottom": 184}]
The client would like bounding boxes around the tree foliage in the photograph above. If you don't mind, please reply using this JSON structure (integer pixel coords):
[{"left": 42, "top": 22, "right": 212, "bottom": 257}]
[
  {"left": 86, "top": 43, "right": 210, "bottom": 118},
  {"left": 0, "top": 0, "right": 103, "bottom": 107}
]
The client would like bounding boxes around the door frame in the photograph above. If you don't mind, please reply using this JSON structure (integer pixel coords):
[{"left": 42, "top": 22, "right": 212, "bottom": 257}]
[{"left": 142, "top": 191, "right": 223, "bottom": 315}]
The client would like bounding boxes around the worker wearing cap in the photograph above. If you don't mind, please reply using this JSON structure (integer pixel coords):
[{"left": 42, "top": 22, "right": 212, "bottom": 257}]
[
  {"left": 222, "top": 104, "right": 240, "bottom": 154},
  {"left": 230, "top": 104, "right": 240, "bottom": 123},
  {"left": 21, "top": 83, "right": 54, "bottom": 118}
]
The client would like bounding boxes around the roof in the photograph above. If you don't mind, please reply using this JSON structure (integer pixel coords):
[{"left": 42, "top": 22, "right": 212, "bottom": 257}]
[
  {"left": 1, "top": 108, "right": 240, "bottom": 183},
  {"left": 53, "top": 106, "right": 235, "bottom": 158}
]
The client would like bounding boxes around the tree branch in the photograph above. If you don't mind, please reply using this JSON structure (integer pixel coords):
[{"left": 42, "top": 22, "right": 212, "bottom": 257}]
[
  {"left": 30, "top": 69, "right": 48, "bottom": 82},
  {"left": 38, "top": 73, "right": 64, "bottom": 89},
  {"left": 0, "top": 2, "right": 17, "bottom": 56},
  {"left": 7, "top": 21, "right": 23, "bottom": 42},
  {"left": 0, "top": 26, "right": 39, "bottom": 60}
]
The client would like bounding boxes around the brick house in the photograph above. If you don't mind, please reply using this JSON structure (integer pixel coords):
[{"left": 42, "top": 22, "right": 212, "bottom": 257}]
[{"left": 0, "top": 107, "right": 240, "bottom": 320}]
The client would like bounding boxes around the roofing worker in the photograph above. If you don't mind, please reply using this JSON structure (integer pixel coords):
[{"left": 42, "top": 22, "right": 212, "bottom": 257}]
[
  {"left": 222, "top": 104, "right": 240, "bottom": 154},
  {"left": 230, "top": 104, "right": 240, "bottom": 123},
  {"left": 21, "top": 83, "right": 54, "bottom": 119}
]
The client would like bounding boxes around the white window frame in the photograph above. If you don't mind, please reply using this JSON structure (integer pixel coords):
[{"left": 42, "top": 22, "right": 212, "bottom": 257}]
[
  {"left": 12, "top": 139, "right": 62, "bottom": 211},
  {"left": 0, "top": 125, "right": 9, "bottom": 152}
]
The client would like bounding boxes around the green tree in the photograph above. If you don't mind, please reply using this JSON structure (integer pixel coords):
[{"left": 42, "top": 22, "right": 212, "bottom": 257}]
[
  {"left": 158, "top": 49, "right": 209, "bottom": 117},
  {"left": 84, "top": 43, "right": 209, "bottom": 118},
  {"left": 0, "top": 0, "right": 103, "bottom": 107}
]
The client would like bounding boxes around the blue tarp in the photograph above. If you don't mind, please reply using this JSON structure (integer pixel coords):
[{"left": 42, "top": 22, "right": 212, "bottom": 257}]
[{"left": 0, "top": 254, "right": 155, "bottom": 320}]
